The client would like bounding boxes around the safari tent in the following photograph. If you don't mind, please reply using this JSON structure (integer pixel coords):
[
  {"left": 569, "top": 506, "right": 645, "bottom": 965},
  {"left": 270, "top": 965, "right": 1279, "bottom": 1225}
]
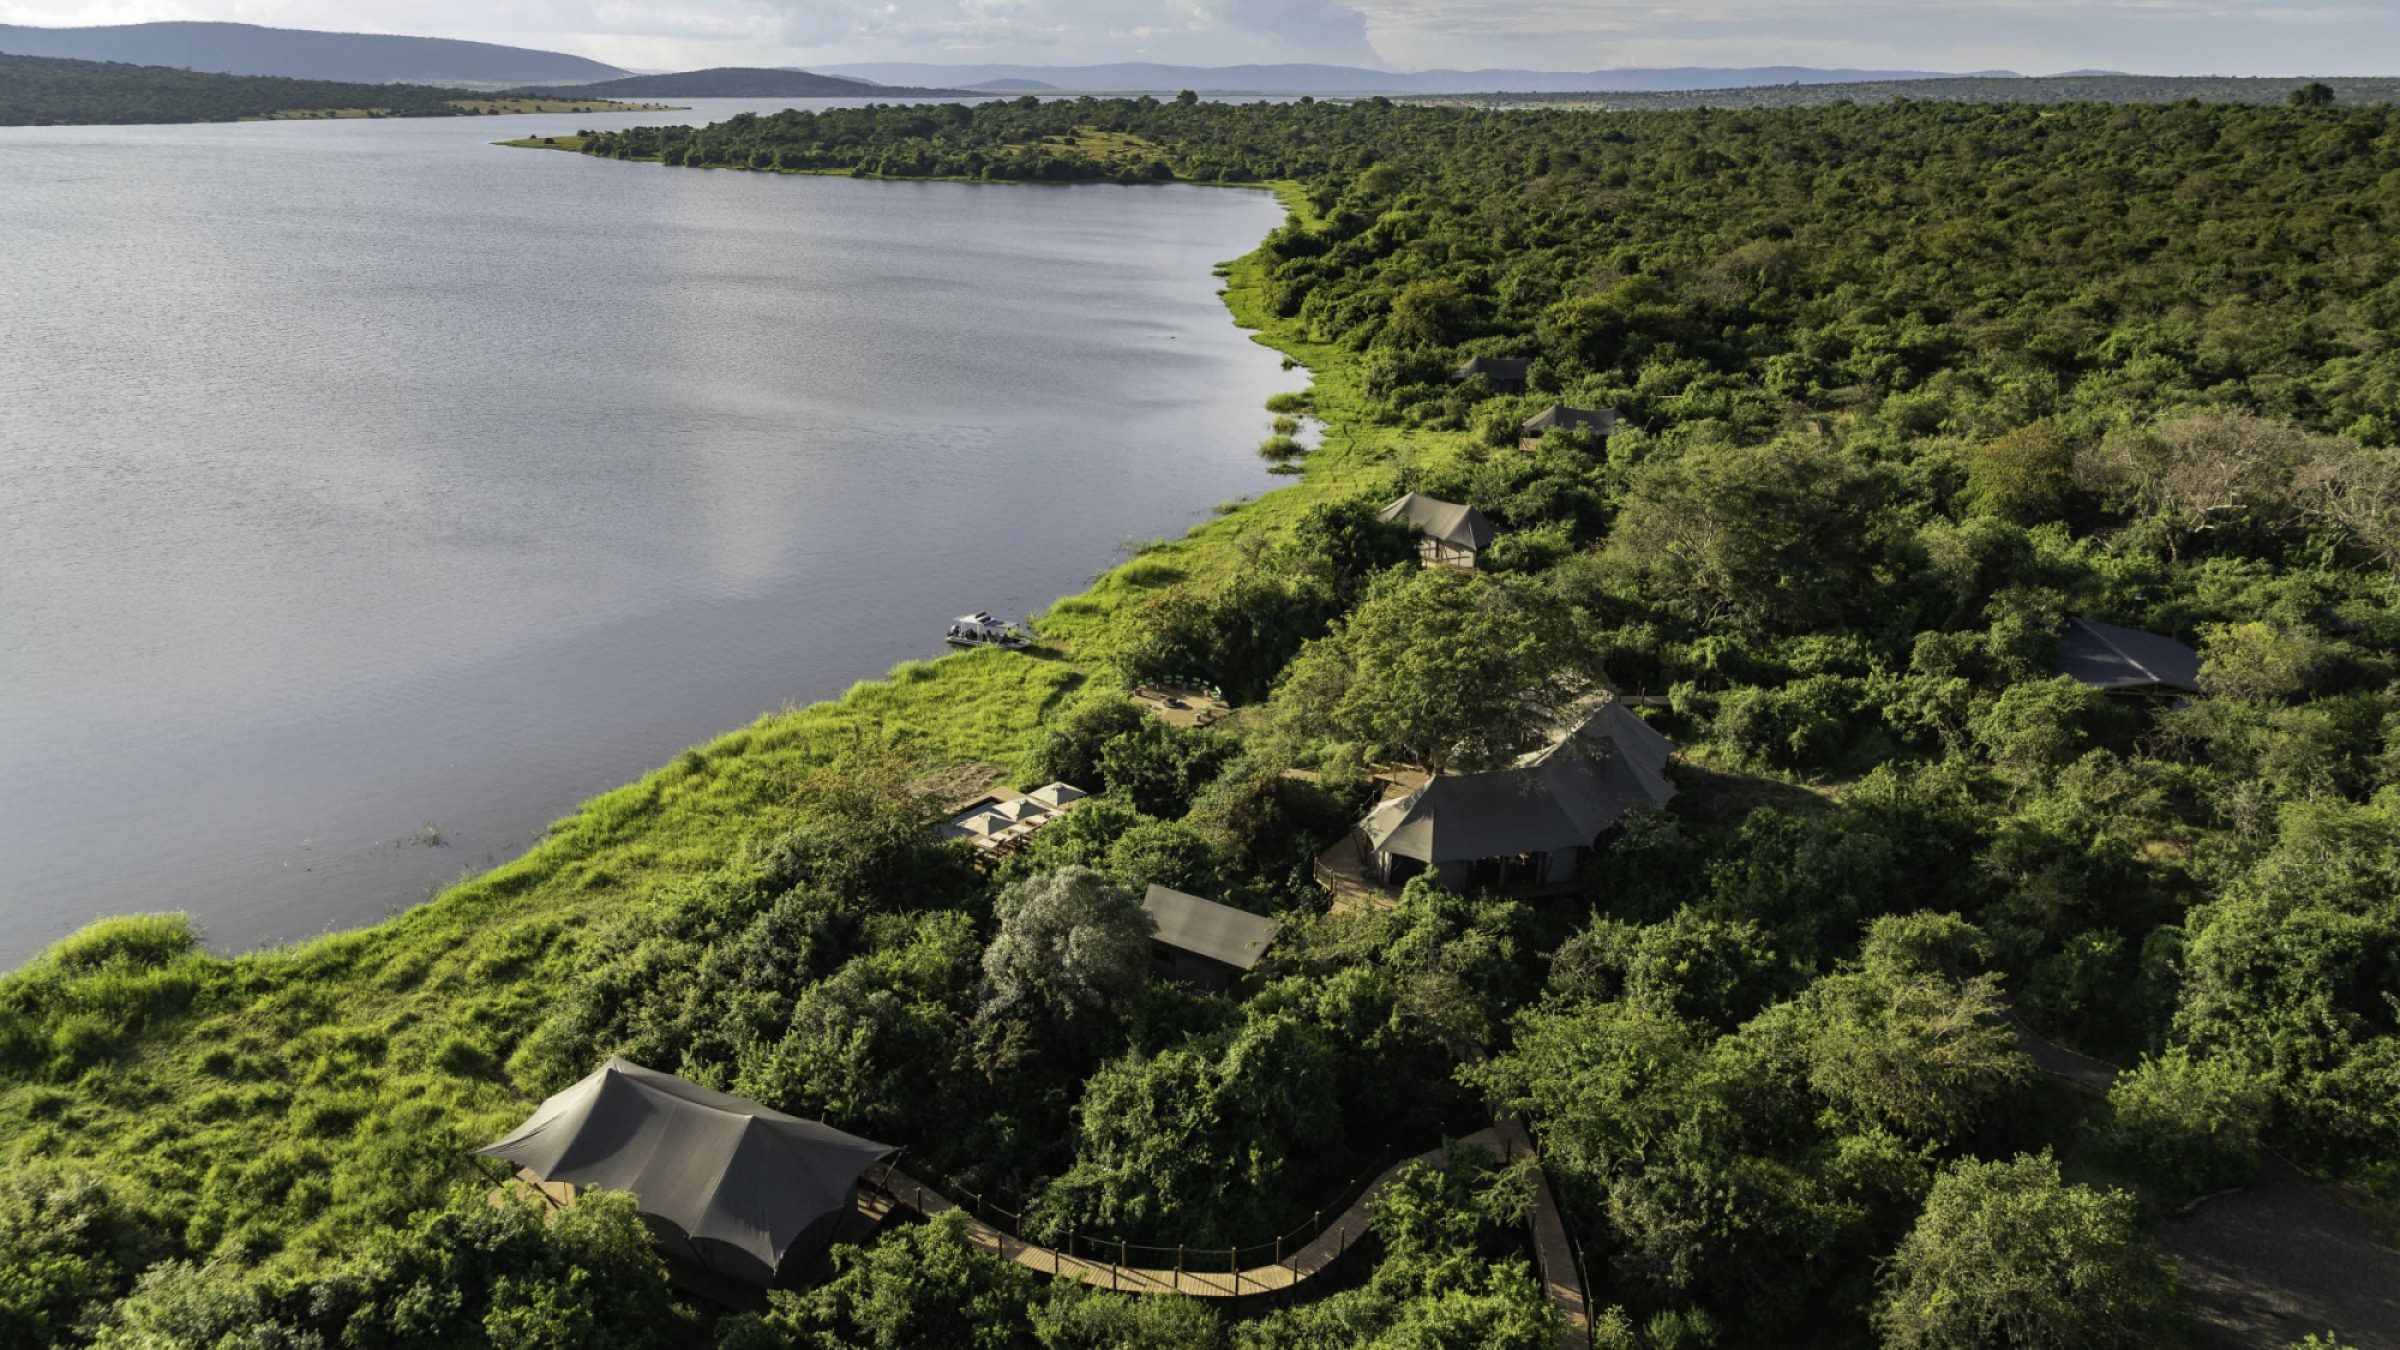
[
  {"left": 1142, "top": 884, "right": 1282, "bottom": 992},
  {"left": 1356, "top": 699, "right": 1676, "bottom": 892},
  {"left": 1379, "top": 492, "right": 1498, "bottom": 568},
  {"left": 478, "top": 1058, "right": 893, "bottom": 1288}
]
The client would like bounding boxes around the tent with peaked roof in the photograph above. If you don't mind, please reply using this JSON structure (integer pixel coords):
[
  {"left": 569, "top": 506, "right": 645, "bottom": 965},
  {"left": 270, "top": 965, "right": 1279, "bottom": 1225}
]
[
  {"left": 2056, "top": 617, "right": 2202, "bottom": 696},
  {"left": 1519, "top": 405, "right": 1620, "bottom": 448},
  {"left": 1358, "top": 699, "right": 1676, "bottom": 891},
  {"left": 1379, "top": 492, "right": 1498, "bottom": 568},
  {"left": 478, "top": 1058, "right": 893, "bottom": 1287}
]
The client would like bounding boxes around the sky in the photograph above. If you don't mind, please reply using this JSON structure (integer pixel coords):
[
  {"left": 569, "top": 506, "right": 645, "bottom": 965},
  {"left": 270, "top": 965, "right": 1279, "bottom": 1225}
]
[{"left": 3, "top": 0, "right": 2397, "bottom": 76}]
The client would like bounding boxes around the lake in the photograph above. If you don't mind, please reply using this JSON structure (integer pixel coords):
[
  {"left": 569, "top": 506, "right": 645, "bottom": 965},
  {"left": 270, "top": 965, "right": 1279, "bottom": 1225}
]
[{"left": 0, "top": 100, "right": 1295, "bottom": 967}]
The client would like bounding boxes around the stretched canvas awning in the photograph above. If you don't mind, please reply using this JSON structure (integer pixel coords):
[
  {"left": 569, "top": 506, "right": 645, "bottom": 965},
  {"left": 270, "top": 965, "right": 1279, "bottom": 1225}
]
[
  {"left": 478, "top": 1058, "right": 893, "bottom": 1287},
  {"left": 2057, "top": 616, "right": 2202, "bottom": 694},
  {"left": 1143, "top": 885, "right": 1282, "bottom": 972},
  {"left": 1451, "top": 356, "right": 1531, "bottom": 383}
]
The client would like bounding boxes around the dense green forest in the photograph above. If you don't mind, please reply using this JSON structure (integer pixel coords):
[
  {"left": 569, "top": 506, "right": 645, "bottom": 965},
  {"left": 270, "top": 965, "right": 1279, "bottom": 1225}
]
[
  {"left": 0, "top": 52, "right": 651, "bottom": 125},
  {"left": 10, "top": 95, "right": 2400, "bottom": 1347},
  {"left": 1412, "top": 74, "right": 2400, "bottom": 110}
]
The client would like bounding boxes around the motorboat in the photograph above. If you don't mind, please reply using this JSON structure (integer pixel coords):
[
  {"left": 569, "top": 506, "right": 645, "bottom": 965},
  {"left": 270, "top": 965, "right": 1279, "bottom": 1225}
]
[{"left": 947, "top": 612, "right": 1033, "bottom": 651}]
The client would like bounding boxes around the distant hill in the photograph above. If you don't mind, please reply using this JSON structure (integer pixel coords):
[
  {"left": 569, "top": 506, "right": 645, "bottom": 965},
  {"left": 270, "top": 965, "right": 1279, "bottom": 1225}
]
[
  {"left": 0, "top": 51, "right": 646, "bottom": 126},
  {"left": 513, "top": 67, "right": 971, "bottom": 100},
  {"left": 812, "top": 61, "right": 2016, "bottom": 95},
  {"left": 972, "top": 79, "right": 1060, "bottom": 92},
  {"left": 0, "top": 21, "right": 623, "bottom": 89},
  {"left": 1423, "top": 73, "right": 2400, "bottom": 110}
]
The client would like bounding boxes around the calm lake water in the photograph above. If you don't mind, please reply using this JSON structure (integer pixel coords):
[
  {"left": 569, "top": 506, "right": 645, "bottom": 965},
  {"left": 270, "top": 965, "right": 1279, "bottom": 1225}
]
[{"left": 0, "top": 100, "right": 1294, "bottom": 967}]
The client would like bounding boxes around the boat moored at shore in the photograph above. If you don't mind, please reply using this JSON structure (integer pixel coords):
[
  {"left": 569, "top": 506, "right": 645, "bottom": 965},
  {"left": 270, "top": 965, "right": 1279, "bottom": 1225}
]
[{"left": 946, "top": 612, "right": 1033, "bottom": 651}]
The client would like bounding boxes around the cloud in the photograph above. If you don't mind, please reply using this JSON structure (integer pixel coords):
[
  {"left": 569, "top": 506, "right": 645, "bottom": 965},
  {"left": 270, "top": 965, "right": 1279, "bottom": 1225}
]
[
  {"left": 1199, "top": 0, "right": 1381, "bottom": 64},
  {"left": 749, "top": 0, "right": 1379, "bottom": 63}
]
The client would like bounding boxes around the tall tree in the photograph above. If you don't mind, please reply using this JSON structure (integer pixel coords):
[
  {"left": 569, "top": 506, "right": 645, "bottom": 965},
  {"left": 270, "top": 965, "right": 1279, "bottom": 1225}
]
[
  {"left": 1274, "top": 567, "right": 1572, "bottom": 773},
  {"left": 979, "top": 867, "right": 1153, "bottom": 1030}
]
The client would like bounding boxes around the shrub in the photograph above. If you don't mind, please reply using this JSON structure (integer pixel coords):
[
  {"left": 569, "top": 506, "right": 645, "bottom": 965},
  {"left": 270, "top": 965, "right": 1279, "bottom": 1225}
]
[
  {"left": 2098, "top": 1048, "right": 2270, "bottom": 1198},
  {"left": 1029, "top": 692, "right": 1150, "bottom": 790},
  {"left": 0, "top": 1164, "right": 166, "bottom": 1346},
  {"left": 1876, "top": 1152, "right": 2182, "bottom": 1349}
]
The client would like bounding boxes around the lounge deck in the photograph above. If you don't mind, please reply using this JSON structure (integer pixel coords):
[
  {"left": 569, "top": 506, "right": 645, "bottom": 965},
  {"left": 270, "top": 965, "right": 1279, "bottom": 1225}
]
[{"left": 1132, "top": 683, "right": 1231, "bottom": 729}]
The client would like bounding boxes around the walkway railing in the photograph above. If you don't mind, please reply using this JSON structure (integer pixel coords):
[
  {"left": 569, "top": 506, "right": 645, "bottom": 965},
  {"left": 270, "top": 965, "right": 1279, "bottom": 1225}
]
[
  {"left": 864, "top": 1131, "right": 1499, "bottom": 1298},
  {"left": 857, "top": 1104, "right": 1596, "bottom": 1343}
]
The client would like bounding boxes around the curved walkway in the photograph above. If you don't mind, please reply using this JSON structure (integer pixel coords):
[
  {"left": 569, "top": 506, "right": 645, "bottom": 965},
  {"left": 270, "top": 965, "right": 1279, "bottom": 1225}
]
[
  {"left": 868, "top": 1120, "right": 1593, "bottom": 1348},
  {"left": 868, "top": 1128, "right": 1503, "bottom": 1299}
]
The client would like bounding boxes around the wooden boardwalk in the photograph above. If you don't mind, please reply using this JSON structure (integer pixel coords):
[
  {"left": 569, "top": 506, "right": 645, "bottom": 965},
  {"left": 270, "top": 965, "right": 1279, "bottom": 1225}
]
[
  {"left": 1493, "top": 1110, "right": 1593, "bottom": 1350},
  {"left": 873, "top": 1129, "right": 1502, "bottom": 1299}
]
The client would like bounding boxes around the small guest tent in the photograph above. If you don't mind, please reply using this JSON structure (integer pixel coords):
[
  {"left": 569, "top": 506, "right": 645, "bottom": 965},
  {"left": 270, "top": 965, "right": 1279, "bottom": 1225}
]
[
  {"left": 1519, "top": 405, "right": 1619, "bottom": 450},
  {"left": 478, "top": 1058, "right": 893, "bottom": 1288},
  {"left": 1379, "top": 492, "right": 1498, "bottom": 568},
  {"left": 1450, "top": 356, "right": 1531, "bottom": 393}
]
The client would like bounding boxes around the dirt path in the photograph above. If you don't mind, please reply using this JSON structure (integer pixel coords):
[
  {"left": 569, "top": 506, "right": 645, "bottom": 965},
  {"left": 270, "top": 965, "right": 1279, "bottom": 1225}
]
[
  {"left": 2164, "top": 1154, "right": 2400, "bottom": 1350},
  {"left": 2008, "top": 1009, "right": 2400, "bottom": 1348}
]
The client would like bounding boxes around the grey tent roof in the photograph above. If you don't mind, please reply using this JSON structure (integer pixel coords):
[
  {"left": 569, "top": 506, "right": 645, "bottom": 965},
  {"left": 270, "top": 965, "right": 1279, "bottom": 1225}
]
[
  {"left": 477, "top": 1058, "right": 892, "bottom": 1287},
  {"left": 2057, "top": 617, "right": 2202, "bottom": 694},
  {"left": 1379, "top": 492, "right": 1498, "bottom": 552},
  {"left": 1364, "top": 700, "right": 1676, "bottom": 865},
  {"left": 1521, "top": 405, "right": 1620, "bottom": 436},
  {"left": 1143, "top": 885, "right": 1282, "bottom": 972},
  {"left": 1451, "top": 356, "right": 1531, "bottom": 382}
]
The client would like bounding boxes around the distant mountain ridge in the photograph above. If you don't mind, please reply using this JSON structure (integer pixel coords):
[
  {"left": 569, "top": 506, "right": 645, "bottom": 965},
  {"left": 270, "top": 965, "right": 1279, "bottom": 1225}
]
[
  {"left": 514, "top": 68, "right": 970, "bottom": 100},
  {"left": 0, "top": 21, "right": 624, "bottom": 89},
  {"left": 814, "top": 61, "right": 2020, "bottom": 95},
  {"left": 0, "top": 51, "right": 648, "bottom": 126}
]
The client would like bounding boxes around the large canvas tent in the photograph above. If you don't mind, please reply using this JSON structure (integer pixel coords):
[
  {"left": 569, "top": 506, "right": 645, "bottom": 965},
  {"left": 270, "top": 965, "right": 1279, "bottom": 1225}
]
[
  {"left": 478, "top": 1058, "right": 893, "bottom": 1287},
  {"left": 1359, "top": 699, "right": 1675, "bottom": 890}
]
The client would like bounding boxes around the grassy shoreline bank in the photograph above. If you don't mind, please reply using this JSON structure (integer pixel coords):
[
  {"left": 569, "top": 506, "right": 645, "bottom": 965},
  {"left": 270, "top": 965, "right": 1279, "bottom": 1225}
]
[{"left": 0, "top": 174, "right": 1440, "bottom": 1268}]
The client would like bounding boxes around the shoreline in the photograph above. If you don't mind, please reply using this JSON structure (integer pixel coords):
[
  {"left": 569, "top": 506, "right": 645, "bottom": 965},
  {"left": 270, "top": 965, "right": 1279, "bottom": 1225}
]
[{"left": 3, "top": 176, "right": 1363, "bottom": 977}]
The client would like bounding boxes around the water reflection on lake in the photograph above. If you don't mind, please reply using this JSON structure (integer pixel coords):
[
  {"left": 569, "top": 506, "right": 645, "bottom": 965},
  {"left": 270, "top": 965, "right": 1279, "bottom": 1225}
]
[{"left": 0, "top": 100, "right": 1293, "bottom": 964}]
